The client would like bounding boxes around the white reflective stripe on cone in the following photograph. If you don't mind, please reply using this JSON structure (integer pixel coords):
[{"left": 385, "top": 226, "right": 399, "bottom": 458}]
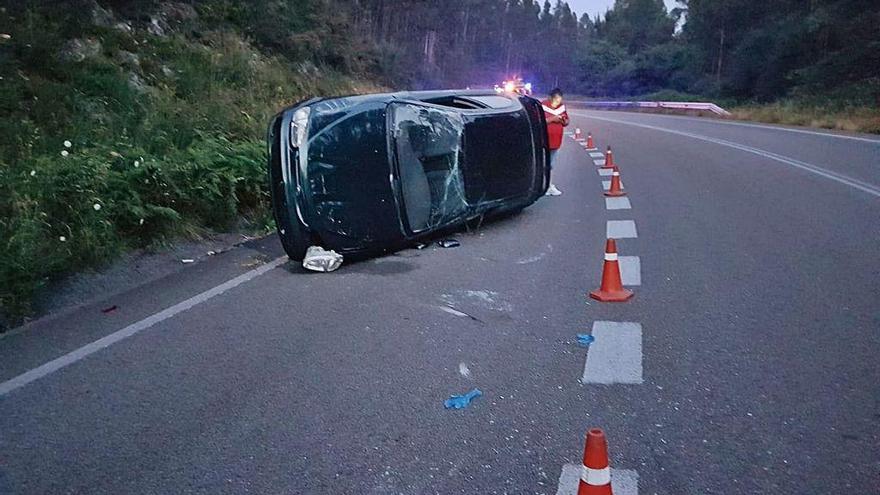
[
  {"left": 581, "top": 465, "right": 611, "bottom": 485},
  {"left": 604, "top": 252, "right": 619, "bottom": 261}
]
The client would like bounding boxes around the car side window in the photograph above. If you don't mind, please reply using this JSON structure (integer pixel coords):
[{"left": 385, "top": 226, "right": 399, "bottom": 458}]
[{"left": 391, "top": 103, "right": 467, "bottom": 233}]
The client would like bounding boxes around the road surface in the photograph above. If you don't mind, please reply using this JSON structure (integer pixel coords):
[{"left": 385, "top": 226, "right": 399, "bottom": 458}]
[{"left": 1, "top": 110, "right": 878, "bottom": 494}]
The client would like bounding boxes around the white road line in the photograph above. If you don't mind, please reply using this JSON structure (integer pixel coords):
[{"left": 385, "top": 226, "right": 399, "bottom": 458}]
[
  {"left": 556, "top": 464, "right": 639, "bottom": 495},
  {"left": 579, "top": 111, "right": 880, "bottom": 144},
  {"left": 589, "top": 152, "right": 605, "bottom": 158},
  {"left": 602, "top": 180, "right": 624, "bottom": 190},
  {"left": 571, "top": 112, "right": 880, "bottom": 197},
  {"left": 607, "top": 220, "right": 637, "bottom": 238},
  {"left": 0, "top": 256, "right": 289, "bottom": 397},
  {"left": 582, "top": 321, "right": 643, "bottom": 384},
  {"left": 598, "top": 168, "right": 614, "bottom": 176},
  {"left": 594, "top": 160, "right": 606, "bottom": 166},
  {"left": 619, "top": 256, "right": 641, "bottom": 286},
  {"left": 605, "top": 197, "right": 632, "bottom": 210}
]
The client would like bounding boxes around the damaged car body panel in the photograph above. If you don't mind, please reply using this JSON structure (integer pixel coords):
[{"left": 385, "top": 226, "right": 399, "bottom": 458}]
[{"left": 268, "top": 90, "right": 549, "bottom": 261}]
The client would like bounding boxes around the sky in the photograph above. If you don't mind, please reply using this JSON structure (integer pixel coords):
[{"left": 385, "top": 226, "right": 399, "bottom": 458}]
[{"left": 566, "top": 0, "right": 680, "bottom": 20}]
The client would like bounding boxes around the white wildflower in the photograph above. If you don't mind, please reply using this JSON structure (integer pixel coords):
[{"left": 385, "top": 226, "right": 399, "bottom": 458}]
[
  {"left": 134, "top": 159, "right": 140, "bottom": 167},
  {"left": 30, "top": 170, "right": 36, "bottom": 176},
  {"left": 63, "top": 140, "right": 72, "bottom": 148},
  {"left": 61, "top": 150, "right": 69, "bottom": 157},
  {"left": 93, "top": 203, "right": 102, "bottom": 211},
  {"left": 59, "top": 236, "right": 67, "bottom": 242},
  {"left": 139, "top": 218, "right": 145, "bottom": 225}
]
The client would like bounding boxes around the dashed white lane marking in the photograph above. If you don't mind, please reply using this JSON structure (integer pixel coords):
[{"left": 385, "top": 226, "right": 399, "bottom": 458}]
[
  {"left": 605, "top": 197, "right": 632, "bottom": 210},
  {"left": 572, "top": 112, "right": 880, "bottom": 197},
  {"left": 607, "top": 220, "right": 638, "bottom": 238},
  {"left": 618, "top": 256, "right": 641, "bottom": 286},
  {"left": 593, "top": 160, "right": 606, "bottom": 166},
  {"left": 602, "top": 180, "right": 624, "bottom": 190},
  {"left": 556, "top": 464, "right": 639, "bottom": 495},
  {"left": 582, "top": 321, "right": 643, "bottom": 384},
  {"left": 597, "top": 168, "right": 614, "bottom": 176},
  {"left": 589, "top": 152, "right": 605, "bottom": 158},
  {"left": 0, "top": 256, "right": 289, "bottom": 397}
]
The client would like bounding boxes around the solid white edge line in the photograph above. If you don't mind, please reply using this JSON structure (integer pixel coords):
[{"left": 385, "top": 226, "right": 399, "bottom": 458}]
[
  {"left": 0, "top": 256, "right": 289, "bottom": 397},
  {"left": 571, "top": 111, "right": 880, "bottom": 197}
]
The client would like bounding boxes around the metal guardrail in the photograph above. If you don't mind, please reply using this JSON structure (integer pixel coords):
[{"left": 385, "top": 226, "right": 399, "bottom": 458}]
[{"left": 569, "top": 100, "right": 731, "bottom": 116}]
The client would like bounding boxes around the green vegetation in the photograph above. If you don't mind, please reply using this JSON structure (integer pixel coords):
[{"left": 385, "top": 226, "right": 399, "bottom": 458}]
[
  {"left": 2, "top": 0, "right": 877, "bottom": 327},
  {"left": 348, "top": 1, "right": 879, "bottom": 130},
  {"left": 0, "top": 1, "right": 383, "bottom": 324}
]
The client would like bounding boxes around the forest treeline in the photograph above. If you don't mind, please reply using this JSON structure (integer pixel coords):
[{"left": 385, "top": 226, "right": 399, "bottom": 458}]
[{"left": 342, "top": 0, "right": 879, "bottom": 104}]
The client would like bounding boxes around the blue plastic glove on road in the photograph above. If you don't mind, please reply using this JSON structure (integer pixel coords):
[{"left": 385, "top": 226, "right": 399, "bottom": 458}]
[
  {"left": 444, "top": 388, "right": 482, "bottom": 409},
  {"left": 576, "top": 334, "right": 595, "bottom": 347}
]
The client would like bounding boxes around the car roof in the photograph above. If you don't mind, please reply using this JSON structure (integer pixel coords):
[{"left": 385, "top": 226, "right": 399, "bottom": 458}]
[{"left": 277, "top": 89, "right": 514, "bottom": 115}]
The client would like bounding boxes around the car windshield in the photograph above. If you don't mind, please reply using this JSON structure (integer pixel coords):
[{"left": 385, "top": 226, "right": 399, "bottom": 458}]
[{"left": 391, "top": 103, "right": 468, "bottom": 233}]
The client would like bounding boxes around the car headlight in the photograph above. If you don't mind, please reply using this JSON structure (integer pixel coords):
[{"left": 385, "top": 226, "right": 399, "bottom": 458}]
[
  {"left": 504, "top": 82, "right": 515, "bottom": 92},
  {"left": 290, "top": 107, "right": 311, "bottom": 148}
]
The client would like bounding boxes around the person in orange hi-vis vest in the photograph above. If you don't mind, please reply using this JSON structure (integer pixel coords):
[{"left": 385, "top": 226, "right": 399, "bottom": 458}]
[{"left": 542, "top": 87, "right": 569, "bottom": 196}]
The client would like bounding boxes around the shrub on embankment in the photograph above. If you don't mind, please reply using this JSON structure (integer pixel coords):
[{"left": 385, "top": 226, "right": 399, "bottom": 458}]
[{"left": 0, "top": 1, "right": 383, "bottom": 327}]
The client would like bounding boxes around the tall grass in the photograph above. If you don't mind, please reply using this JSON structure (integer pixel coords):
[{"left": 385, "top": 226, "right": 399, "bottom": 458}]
[
  {"left": 728, "top": 102, "right": 880, "bottom": 134},
  {"left": 0, "top": 9, "right": 381, "bottom": 326}
]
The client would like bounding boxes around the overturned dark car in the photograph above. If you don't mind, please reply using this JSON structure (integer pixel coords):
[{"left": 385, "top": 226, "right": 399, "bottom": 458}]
[{"left": 267, "top": 90, "right": 550, "bottom": 263}]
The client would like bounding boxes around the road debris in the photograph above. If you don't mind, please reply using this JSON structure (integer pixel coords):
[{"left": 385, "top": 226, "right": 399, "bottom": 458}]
[
  {"left": 437, "top": 305, "right": 482, "bottom": 322},
  {"left": 181, "top": 258, "right": 195, "bottom": 264},
  {"left": 576, "top": 334, "right": 595, "bottom": 347},
  {"left": 444, "top": 388, "right": 482, "bottom": 409},
  {"left": 101, "top": 305, "right": 118, "bottom": 314},
  {"left": 458, "top": 362, "right": 472, "bottom": 379},
  {"left": 302, "top": 246, "right": 343, "bottom": 272},
  {"left": 415, "top": 242, "right": 429, "bottom": 250},
  {"left": 438, "top": 239, "right": 460, "bottom": 248}
]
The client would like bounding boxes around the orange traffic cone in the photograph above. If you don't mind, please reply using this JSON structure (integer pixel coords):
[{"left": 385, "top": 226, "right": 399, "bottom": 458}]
[
  {"left": 601, "top": 146, "right": 615, "bottom": 168},
  {"left": 586, "top": 133, "right": 595, "bottom": 149},
  {"left": 577, "top": 428, "right": 614, "bottom": 495},
  {"left": 589, "top": 239, "right": 633, "bottom": 302},
  {"left": 575, "top": 128, "right": 583, "bottom": 140},
  {"left": 604, "top": 170, "right": 625, "bottom": 197}
]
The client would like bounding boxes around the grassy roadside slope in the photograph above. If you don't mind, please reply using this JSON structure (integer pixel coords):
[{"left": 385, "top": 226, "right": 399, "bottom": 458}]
[
  {"left": 727, "top": 102, "right": 880, "bottom": 134},
  {"left": 569, "top": 90, "right": 880, "bottom": 134},
  {"left": 0, "top": 1, "right": 383, "bottom": 327}
]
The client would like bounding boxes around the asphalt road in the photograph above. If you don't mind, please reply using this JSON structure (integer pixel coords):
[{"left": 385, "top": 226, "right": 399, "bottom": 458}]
[{"left": 1, "top": 110, "right": 878, "bottom": 494}]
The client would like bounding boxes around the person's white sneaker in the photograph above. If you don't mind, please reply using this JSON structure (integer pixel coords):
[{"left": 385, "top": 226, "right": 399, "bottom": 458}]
[{"left": 545, "top": 184, "right": 563, "bottom": 196}]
